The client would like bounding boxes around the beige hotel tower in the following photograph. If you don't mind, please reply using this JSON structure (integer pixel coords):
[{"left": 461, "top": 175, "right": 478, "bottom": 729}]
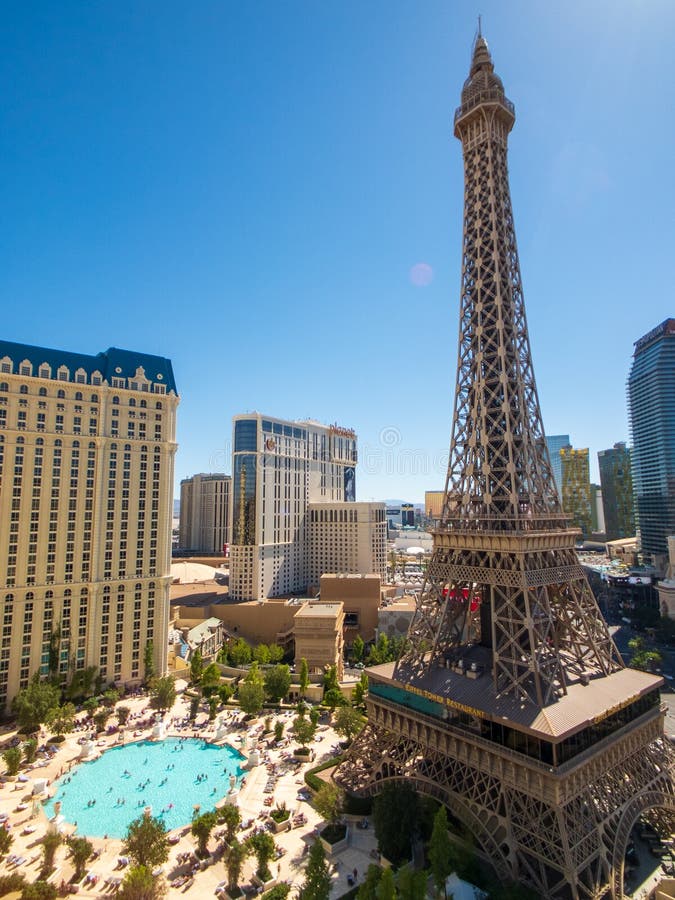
[{"left": 0, "top": 340, "right": 178, "bottom": 711}]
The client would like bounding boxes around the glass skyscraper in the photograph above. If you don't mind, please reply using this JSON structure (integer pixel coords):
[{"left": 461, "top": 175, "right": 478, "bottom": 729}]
[
  {"left": 597, "top": 442, "right": 634, "bottom": 541},
  {"left": 545, "top": 433, "right": 570, "bottom": 499},
  {"left": 628, "top": 319, "right": 675, "bottom": 568}
]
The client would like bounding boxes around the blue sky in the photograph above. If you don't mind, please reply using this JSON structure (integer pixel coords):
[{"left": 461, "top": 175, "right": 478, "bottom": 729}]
[{"left": 2, "top": 1, "right": 674, "bottom": 503}]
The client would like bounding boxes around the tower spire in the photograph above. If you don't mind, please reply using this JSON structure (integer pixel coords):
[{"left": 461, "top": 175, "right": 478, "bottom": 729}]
[
  {"left": 336, "top": 34, "right": 675, "bottom": 900},
  {"left": 395, "top": 35, "right": 623, "bottom": 706}
]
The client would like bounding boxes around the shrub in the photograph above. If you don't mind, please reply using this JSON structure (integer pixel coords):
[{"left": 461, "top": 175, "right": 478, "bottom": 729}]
[
  {"left": 269, "top": 804, "right": 290, "bottom": 824},
  {"left": 0, "top": 873, "right": 25, "bottom": 896}
]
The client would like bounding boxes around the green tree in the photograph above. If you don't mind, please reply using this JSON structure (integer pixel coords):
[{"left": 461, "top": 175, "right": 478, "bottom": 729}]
[
  {"left": 225, "top": 838, "right": 248, "bottom": 893},
  {"left": 323, "top": 688, "right": 346, "bottom": 709},
  {"left": 372, "top": 782, "right": 419, "bottom": 865},
  {"left": 216, "top": 802, "right": 241, "bottom": 844},
  {"left": 238, "top": 663, "right": 265, "bottom": 716},
  {"left": 228, "top": 638, "right": 253, "bottom": 667},
  {"left": 21, "top": 882, "right": 57, "bottom": 900},
  {"left": 11, "top": 674, "right": 60, "bottom": 731},
  {"left": 201, "top": 663, "right": 222, "bottom": 697},
  {"left": 313, "top": 782, "right": 343, "bottom": 827},
  {"left": 83, "top": 697, "right": 99, "bottom": 717},
  {"left": 253, "top": 644, "right": 271, "bottom": 665},
  {"left": 0, "top": 827, "right": 14, "bottom": 859},
  {"left": 333, "top": 705, "right": 364, "bottom": 742},
  {"left": 143, "top": 640, "right": 156, "bottom": 687},
  {"left": 191, "top": 810, "right": 217, "bottom": 858},
  {"left": 352, "top": 672, "right": 369, "bottom": 707},
  {"left": 367, "top": 634, "right": 390, "bottom": 666},
  {"left": 190, "top": 649, "right": 204, "bottom": 685},
  {"left": 40, "top": 831, "right": 62, "bottom": 878},
  {"left": 267, "top": 644, "right": 284, "bottom": 664},
  {"left": 428, "top": 806, "right": 453, "bottom": 897},
  {"left": 123, "top": 815, "right": 169, "bottom": 869},
  {"left": 299, "top": 658, "right": 309, "bottom": 697},
  {"left": 246, "top": 831, "right": 276, "bottom": 882},
  {"left": 117, "top": 864, "right": 167, "bottom": 900},
  {"left": 208, "top": 696, "right": 219, "bottom": 721},
  {"left": 149, "top": 676, "right": 176, "bottom": 714},
  {"left": 47, "top": 702, "right": 76, "bottom": 736},
  {"left": 67, "top": 836, "right": 93, "bottom": 882},
  {"left": 376, "top": 867, "right": 396, "bottom": 900},
  {"left": 116, "top": 705, "right": 131, "bottom": 726},
  {"left": 218, "top": 683, "right": 234, "bottom": 705},
  {"left": 262, "top": 885, "right": 290, "bottom": 900},
  {"left": 291, "top": 714, "right": 315, "bottom": 749},
  {"left": 93, "top": 709, "right": 111, "bottom": 733},
  {"left": 274, "top": 720, "right": 284, "bottom": 742},
  {"left": 189, "top": 696, "right": 200, "bottom": 721},
  {"left": 65, "top": 666, "right": 98, "bottom": 701},
  {"left": 238, "top": 680, "right": 264, "bottom": 717},
  {"left": 357, "top": 865, "right": 382, "bottom": 900},
  {"left": 323, "top": 666, "right": 339, "bottom": 692},
  {"left": 264, "top": 665, "right": 291, "bottom": 702},
  {"left": 352, "top": 635, "right": 365, "bottom": 664},
  {"left": 22, "top": 738, "right": 38, "bottom": 765},
  {"left": 301, "top": 839, "right": 330, "bottom": 900},
  {"left": 2, "top": 747, "right": 22, "bottom": 777},
  {"left": 0, "top": 874, "right": 25, "bottom": 895},
  {"left": 102, "top": 688, "right": 120, "bottom": 708}
]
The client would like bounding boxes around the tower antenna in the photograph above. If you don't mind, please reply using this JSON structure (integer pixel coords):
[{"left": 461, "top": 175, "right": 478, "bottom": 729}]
[{"left": 477, "top": 14, "right": 482, "bottom": 38}]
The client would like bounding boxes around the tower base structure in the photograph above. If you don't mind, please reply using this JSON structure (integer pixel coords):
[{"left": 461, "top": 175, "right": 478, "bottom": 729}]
[{"left": 336, "top": 661, "right": 675, "bottom": 899}]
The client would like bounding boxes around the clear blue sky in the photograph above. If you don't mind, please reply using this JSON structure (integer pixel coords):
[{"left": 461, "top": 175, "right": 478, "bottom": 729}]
[{"left": 2, "top": 1, "right": 674, "bottom": 503}]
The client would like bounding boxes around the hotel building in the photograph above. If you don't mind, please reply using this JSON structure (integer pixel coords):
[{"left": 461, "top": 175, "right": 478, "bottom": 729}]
[
  {"left": 230, "top": 413, "right": 384, "bottom": 600},
  {"left": 179, "top": 473, "right": 231, "bottom": 554},
  {"left": 0, "top": 340, "right": 178, "bottom": 710},
  {"left": 628, "top": 319, "right": 675, "bottom": 570}
]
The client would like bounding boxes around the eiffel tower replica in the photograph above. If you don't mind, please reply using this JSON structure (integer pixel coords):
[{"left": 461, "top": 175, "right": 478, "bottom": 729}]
[{"left": 336, "top": 31, "right": 675, "bottom": 899}]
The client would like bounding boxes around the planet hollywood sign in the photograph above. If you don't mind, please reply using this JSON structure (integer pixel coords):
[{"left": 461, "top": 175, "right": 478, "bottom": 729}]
[{"left": 329, "top": 425, "right": 356, "bottom": 440}]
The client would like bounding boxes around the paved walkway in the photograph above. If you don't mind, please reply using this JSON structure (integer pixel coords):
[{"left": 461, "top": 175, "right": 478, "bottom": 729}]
[{"left": 0, "top": 687, "right": 370, "bottom": 898}]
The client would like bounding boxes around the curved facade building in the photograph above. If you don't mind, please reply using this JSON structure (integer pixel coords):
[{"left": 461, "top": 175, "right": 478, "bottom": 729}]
[{"left": 628, "top": 319, "right": 675, "bottom": 569}]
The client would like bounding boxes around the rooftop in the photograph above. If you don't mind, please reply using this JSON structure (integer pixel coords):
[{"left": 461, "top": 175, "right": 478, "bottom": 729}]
[
  {"left": 369, "top": 653, "right": 662, "bottom": 741},
  {"left": 294, "top": 602, "right": 343, "bottom": 618},
  {"left": 0, "top": 339, "right": 177, "bottom": 394}
]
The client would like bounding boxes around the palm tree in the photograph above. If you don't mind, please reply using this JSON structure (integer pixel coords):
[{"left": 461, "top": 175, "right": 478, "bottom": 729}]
[
  {"left": 225, "top": 838, "right": 248, "bottom": 894},
  {"left": 40, "top": 831, "right": 62, "bottom": 878}
]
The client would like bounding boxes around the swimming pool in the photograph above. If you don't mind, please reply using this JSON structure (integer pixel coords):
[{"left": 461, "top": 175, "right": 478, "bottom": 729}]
[{"left": 44, "top": 738, "right": 246, "bottom": 838}]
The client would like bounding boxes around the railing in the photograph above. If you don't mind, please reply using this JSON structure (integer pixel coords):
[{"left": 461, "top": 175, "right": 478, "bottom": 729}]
[
  {"left": 369, "top": 693, "right": 553, "bottom": 775},
  {"left": 454, "top": 90, "right": 515, "bottom": 124},
  {"left": 435, "top": 513, "right": 572, "bottom": 534}
]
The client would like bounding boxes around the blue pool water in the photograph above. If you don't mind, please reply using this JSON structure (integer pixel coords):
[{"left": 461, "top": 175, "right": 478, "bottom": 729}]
[{"left": 44, "top": 738, "right": 246, "bottom": 838}]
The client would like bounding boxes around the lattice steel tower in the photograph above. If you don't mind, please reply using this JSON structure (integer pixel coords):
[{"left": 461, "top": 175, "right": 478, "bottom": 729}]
[{"left": 336, "top": 33, "right": 675, "bottom": 899}]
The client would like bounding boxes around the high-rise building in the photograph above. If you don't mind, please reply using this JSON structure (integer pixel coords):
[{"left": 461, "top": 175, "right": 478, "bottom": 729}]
[
  {"left": 598, "top": 442, "right": 634, "bottom": 541},
  {"left": 628, "top": 319, "right": 675, "bottom": 570},
  {"left": 424, "top": 490, "right": 445, "bottom": 525},
  {"left": 337, "top": 34, "right": 674, "bottom": 899},
  {"left": 0, "top": 340, "right": 178, "bottom": 709},
  {"left": 307, "top": 501, "right": 386, "bottom": 588},
  {"left": 545, "top": 434, "right": 570, "bottom": 498},
  {"left": 179, "top": 473, "right": 231, "bottom": 554},
  {"left": 560, "top": 445, "right": 592, "bottom": 538},
  {"left": 229, "top": 413, "right": 359, "bottom": 600}
]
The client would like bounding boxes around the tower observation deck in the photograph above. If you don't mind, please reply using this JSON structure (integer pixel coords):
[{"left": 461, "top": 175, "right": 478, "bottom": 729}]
[{"left": 336, "top": 33, "right": 675, "bottom": 899}]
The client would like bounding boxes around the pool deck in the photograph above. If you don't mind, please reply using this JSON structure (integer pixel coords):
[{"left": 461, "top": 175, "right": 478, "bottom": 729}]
[{"left": 0, "top": 684, "right": 377, "bottom": 897}]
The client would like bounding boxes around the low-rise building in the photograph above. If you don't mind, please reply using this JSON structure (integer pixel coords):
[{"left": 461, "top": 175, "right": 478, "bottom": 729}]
[{"left": 293, "top": 601, "right": 344, "bottom": 680}]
